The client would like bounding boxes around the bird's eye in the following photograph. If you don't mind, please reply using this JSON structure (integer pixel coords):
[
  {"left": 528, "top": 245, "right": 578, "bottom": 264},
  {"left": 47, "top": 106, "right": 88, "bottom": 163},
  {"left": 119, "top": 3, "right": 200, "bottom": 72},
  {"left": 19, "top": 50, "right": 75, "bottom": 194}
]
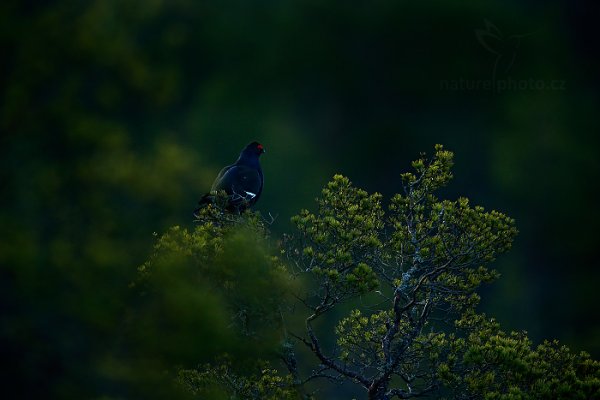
[{"left": 257, "top": 144, "right": 263, "bottom": 151}]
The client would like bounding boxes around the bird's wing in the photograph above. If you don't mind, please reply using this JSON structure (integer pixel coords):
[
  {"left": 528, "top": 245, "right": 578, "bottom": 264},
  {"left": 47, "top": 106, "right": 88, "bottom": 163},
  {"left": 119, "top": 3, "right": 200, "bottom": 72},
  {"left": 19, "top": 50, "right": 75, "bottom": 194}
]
[
  {"left": 213, "top": 165, "right": 262, "bottom": 198},
  {"left": 211, "top": 165, "right": 235, "bottom": 192}
]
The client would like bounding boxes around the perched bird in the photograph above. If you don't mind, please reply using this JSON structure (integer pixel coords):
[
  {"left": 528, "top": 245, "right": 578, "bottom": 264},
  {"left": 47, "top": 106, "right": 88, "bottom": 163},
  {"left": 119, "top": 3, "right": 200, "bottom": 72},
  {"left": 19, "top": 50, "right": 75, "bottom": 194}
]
[{"left": 194, "top": 141, "right": 265, "bottom": 215}]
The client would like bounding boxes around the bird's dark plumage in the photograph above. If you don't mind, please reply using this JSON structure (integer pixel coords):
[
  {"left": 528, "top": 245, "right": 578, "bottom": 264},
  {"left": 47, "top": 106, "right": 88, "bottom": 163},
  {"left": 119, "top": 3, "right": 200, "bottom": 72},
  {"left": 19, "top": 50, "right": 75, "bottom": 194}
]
[{"left": 195, "top": 141, "right": 265, "bottom": 214}]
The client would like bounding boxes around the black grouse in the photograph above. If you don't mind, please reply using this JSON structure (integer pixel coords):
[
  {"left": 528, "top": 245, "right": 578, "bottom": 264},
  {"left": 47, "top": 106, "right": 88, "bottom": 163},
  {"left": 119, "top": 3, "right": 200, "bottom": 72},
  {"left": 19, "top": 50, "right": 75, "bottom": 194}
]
[{"left": 194, "top": 141, "right": 265, "bottom": 214}]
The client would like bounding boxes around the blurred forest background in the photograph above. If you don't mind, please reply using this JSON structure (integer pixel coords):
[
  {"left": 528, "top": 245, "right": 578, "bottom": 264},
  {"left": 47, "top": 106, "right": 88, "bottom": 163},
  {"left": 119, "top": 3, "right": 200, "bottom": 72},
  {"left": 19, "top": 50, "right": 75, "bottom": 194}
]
[{"left": 1, "top": 0, "right": 598, "bottom": 398}]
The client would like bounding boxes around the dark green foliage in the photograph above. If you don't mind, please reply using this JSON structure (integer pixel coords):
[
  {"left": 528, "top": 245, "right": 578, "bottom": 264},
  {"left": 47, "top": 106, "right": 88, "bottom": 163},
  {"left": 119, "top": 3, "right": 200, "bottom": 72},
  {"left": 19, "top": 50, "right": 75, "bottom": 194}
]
[
  {"left": 137, "top": 149, "right": 600, "bottom": 399},
  {"left": 282, "top": 146, "right": 599, "bottom": 399},
  {"left": 128, "top": 150, "right": 600, "bottom": 400},
  {"left": 161, "top": 146, "right": 599, "bottom": 399},
  {"left": 178, "top": 358, "right": 299, "bottom": 400},
  {"left": 290, "top": 175, "right": 384, "bottom": 300},
  {"left": 138, "top": 204, "right": 295, "bottom": 342},
  {"left": 133, "top": 205, "right": 300, "bottom": 399},
  {"left": 431, "top": 312, "right": 600, "bottom": 399}
]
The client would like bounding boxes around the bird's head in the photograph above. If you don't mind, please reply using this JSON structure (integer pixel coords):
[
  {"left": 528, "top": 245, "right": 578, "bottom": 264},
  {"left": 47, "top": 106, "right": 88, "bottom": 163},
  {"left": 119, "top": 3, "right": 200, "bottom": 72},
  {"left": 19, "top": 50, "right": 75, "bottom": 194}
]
[{"left": 244, "top": 141, "right": 266, "bottom": 157}]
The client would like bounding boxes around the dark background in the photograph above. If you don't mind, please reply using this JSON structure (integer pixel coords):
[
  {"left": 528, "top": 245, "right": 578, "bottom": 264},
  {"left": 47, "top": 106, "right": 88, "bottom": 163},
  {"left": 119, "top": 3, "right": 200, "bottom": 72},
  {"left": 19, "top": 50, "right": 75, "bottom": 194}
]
[{"left": 1, "top": 0, "right": 598, "bottom": 397}]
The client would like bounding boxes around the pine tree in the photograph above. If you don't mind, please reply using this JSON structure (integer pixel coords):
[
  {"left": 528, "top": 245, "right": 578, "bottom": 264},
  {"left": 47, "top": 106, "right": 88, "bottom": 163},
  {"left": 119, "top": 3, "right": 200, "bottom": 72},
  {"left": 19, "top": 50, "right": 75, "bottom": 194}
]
[{"left": 149, "top": 146, "right": 599, "bottom": 400}]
